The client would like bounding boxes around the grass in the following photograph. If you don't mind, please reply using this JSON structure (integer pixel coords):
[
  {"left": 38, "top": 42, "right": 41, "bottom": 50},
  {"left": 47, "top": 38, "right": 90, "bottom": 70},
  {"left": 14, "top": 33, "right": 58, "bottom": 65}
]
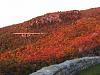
[{"left": 76, "top": 64, "right": 100, "bottom": 75}]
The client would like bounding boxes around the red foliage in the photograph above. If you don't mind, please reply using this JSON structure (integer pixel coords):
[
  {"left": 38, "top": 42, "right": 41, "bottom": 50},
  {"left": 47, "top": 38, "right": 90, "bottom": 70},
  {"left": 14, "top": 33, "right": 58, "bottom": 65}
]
[{"left": 0, "top": 8, "right": 100, "bottom": 75}]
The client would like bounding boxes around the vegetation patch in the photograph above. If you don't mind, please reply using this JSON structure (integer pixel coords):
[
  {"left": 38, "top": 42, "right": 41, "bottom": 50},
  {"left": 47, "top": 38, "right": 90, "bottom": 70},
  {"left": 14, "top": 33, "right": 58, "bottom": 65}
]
[{"left": 76, "top": 64, "right": 100, "bottom": 75}]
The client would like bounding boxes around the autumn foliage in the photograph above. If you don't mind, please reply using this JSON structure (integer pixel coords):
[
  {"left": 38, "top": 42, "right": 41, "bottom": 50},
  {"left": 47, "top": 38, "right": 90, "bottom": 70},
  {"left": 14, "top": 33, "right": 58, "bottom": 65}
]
[{"left": 0, "top": 7, "right": 100, "bottom": 75}]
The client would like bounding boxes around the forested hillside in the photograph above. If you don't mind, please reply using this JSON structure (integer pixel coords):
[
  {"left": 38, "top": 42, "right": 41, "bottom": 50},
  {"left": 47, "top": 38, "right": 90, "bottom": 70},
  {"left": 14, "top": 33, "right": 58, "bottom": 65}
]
[{"left": 0, "top": 7, "right": 100, "bottom": 75}]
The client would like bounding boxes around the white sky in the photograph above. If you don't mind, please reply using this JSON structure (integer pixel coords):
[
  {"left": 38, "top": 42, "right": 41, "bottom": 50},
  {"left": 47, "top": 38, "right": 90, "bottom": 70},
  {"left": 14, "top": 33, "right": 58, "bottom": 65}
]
[{"left": 0, "top": 0, "right": 100, "bottom": 28}]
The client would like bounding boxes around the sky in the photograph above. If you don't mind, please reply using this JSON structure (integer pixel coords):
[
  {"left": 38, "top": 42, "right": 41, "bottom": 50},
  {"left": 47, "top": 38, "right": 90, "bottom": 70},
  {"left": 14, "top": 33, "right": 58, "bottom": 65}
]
[{"left": 0, "top": 0, "right": 100, "bottom": 28}]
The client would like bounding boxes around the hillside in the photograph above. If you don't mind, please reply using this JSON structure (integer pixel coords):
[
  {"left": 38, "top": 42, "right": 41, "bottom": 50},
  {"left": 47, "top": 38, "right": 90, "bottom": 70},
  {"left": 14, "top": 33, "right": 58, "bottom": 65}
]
[{"left": 0, "top": 7, "right": 100, "bottom": 75}]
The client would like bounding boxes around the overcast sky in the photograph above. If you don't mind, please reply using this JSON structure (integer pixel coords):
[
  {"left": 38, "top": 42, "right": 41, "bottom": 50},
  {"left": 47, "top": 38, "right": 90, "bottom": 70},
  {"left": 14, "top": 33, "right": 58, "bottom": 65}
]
[{"left": 0, "top": 0, "right": 100, "bottom": 28}]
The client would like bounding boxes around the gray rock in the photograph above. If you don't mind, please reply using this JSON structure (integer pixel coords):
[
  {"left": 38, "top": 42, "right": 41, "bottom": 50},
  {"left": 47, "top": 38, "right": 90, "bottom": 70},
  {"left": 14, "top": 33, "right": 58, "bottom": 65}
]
[{"left": 30, "top": 56, "right": 100, "bottom": 75}]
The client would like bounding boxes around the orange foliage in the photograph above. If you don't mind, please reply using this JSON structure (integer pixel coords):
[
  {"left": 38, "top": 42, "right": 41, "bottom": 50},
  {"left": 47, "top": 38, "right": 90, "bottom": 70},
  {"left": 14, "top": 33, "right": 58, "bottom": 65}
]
[{"left": 0, "top": 7, "right": 100, "bottom": 75}]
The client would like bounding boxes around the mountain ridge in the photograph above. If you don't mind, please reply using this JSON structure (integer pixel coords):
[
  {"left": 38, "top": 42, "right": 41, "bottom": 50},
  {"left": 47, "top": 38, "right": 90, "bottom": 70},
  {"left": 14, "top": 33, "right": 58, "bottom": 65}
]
[{"left": 0, "top": 7, "right": 100, "bottom": 75}]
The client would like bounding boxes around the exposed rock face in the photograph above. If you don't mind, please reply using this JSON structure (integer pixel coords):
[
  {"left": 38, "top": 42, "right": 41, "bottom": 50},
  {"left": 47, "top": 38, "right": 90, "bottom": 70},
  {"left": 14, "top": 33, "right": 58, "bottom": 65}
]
[
  {"left": 29, "top": 10, "right": 80, "bottom": 29},
  {"left": 30, "top": 56, "right": 100, "bottom": 75}
]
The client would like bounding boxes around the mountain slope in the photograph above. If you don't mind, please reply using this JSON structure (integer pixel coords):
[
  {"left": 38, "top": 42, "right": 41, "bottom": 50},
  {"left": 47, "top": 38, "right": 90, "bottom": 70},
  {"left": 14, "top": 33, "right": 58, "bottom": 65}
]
[{"left": 0, "top": 7, "right": 100, "bottom": 75}]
